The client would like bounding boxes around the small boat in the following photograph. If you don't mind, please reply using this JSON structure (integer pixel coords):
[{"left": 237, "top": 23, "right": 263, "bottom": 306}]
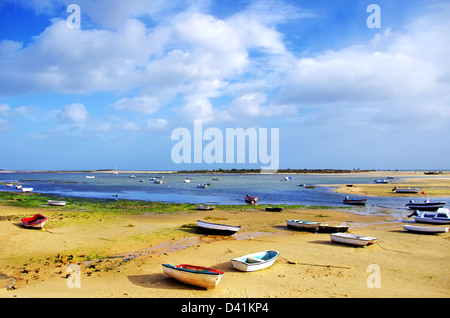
[
  {"left": 304, "top": 185, "right": 315, "bottom": 189},
  {"left": 184, "top": 179, "right": 191, "bottom": 183},
  {"left": 245, "top": 195, "right": 258, "bottom": 204},
  {"left": 129, "top": 175, "right": 136, "bottom": 178},
  {"left": 197, "top": 183, "right": 209, "bottom": 188},
  {"left": 408, "top": 208, "right": 450, "bottom": 224},
  {"left": 162, "top": 264, "right": 224, "bottom": 289},
  {"left": 212, "top": 177, "right": 221, "bottom": 181},
  {"left": 231, "top": 250, "right": 280, "bottom": 272},
  {"left": 405, "top": 197, "right": 446, "bottom": 211},
  {"left": 21, "top": 188, "right": 33, "bottom": 193},
  {"left": 47, "top": 200, "right": 66, "bottom": 206},
  {"left": 265, "top": 207, "right": 285, "bottom": 212},
  {"left": 392, "top": 187, "right": 421, "bottom": 194},
  {"left": 154, "top": 179, "right": 163, "bottom": 184},
  {"left": 343, "top": 197, "right": 367, "bottom": 205},
  {"left": 14, "top": 185, "right": 22, "bottom": 189},
  {"left": 6, "top": 184, "right": 13, "bottom": 187},
  {"left": 197, "top": 205, "right": 215, "bottom": 211},
  {"left": 318, "top": 224, "right": 349, "bottom": 233},
  {"left": 286, "top": 219, "right": 321, "bottom": 232},
  {"left": 21, "top": 214, "right": 47, "bottom": 229},
  {"left": 330, "top": 233, "right": 377, "bottom": 247},
  {"left": 197, "top": 220, "right": 241, "bottom": 235},
  {"left": 373, "top": 179, "right": 389, "bottom": 184},
  {"left": 403, "top": 224, "right": 449, "bottom": 233},
  {"left": 85, "top": 176, "right": 95, "bottom": 179}
]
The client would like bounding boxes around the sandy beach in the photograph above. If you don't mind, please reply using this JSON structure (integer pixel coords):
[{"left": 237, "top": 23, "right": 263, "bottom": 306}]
[{"left": 0, "top": 183, "right": 449, "bottom": 299}]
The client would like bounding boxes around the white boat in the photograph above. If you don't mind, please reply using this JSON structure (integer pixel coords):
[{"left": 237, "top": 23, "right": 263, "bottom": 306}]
[
  {"left": 197, "top": 205, "right": 215, "bottom": 210},
  {"left": 14, "top": 185, "right": 22, "bottom": 189},
  {"left": 47, "top": 200, "right": 67, "bottom": 206},
  {"left": 154, "top": 179, "right": 163, "bottom": 184},
  {"left": 162, "top": 264, "right": 224, "bottom": 289},
  {"left": 184, "top": 179, "right": 191, "bottom": 183},
  {"left": 21, "top": 188, "right": 33, "bottom": 193},
  {"left": 286, "top": 219, "right": 321, "bottom": 232},
  {"left": 85, "top": 176, "right": 95, "bottom": 179},
  {"left": 405, "top": 197, "right": 446, "bottom": 211},
  {"left": 330, "top": 233, "right": 377, "bottom": 247},
  {"left": 409, "top": 208, "right": 450, "bottom": 224},
  {"left": 403, "top": 224, "right": 449, "bottom": 233},
  {"left": 231, "top": 250, "right": 280, "bottom": 272},
  {"left": 197, "top": 183, "right": 209, "bottom": 188},
  {"left": 373, "top": 179, "right": 389, "bottom": 184},
  {"left": 197, "top": 220, "right": 241, "bottom": 236},
  {"left": 392, "top": 187, "right": 421, "bottom": 194}
]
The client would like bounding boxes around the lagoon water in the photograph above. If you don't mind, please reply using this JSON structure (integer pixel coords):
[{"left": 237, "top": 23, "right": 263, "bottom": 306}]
[{"left": 2, "top": 172, "right": 449, "bottom": 219}]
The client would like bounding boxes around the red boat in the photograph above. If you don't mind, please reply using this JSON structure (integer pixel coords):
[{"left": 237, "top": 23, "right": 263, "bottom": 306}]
[
  {"left": 21, "top": 214, "right": 47, "bottom": 229},
  {"left": 245, "top": 195, "right": 258, "bottom": 205}
]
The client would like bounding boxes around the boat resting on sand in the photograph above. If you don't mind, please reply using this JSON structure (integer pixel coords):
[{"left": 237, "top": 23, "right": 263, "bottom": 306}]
[
  {"left": 231, "top": 250, "right": 280, "bottom": 272},
  {"left": 196, "top": 205, "right": 215, "bottom": 210},
  {"left": 330, "top": 233, "right": 377, "bottom": 247},
  {"left": 265, "top": 207, "right": 284, "bottom": 212},
  {"left": 392, "top": 187, "right": 421, "bottom": 194},
  {"left": 408, "top": 208, "right": 450, "bottom": 224},
  {"left": 47, "top": 200, "right": 66, "bottom": 206},
  {"left": 403, "top": 224, "right": 449, "bottom": 234},
  {"left": 286, "top": 219, "right": 321, "bottom": 232},
  {"left": 197, "top": 220, "right": 241, "bottom": 236},
  {"left": 21, "top": 214, "right": 47, "bottom": 229},
  {"left": 318, "top": 224, "right": 349, "bottom": 233},
  {"left": 162, "top": 264, "right": 224, "bottom": 289}
]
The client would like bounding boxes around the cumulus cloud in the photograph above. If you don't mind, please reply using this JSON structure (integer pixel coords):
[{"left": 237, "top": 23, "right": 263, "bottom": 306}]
[{"left": 58, "top": 103, "right": 89, "bottom": 123}]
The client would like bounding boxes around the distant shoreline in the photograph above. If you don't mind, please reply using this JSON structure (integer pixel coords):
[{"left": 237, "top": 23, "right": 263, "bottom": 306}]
[{"left": 0, "top": 169, "right": 448, "bottom": 176}]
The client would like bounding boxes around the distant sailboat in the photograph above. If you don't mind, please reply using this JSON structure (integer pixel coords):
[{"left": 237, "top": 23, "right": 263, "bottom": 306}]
[{"left": 113, "top": 164, "right": 118, "bottom": 175}]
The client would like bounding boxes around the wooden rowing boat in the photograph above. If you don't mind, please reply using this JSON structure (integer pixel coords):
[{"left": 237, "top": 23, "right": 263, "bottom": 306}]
[
  {"left": 21, "top": 214, "right": 47, "bottom": 229},
  {"left": 47, "top": 200, "right": 67, "bottom": 206},
  {"left": 403, "top": 224, "right": 449, "bottom": 233},
  {"left": 162, "top": 264, "right": 224, "bottom": 289},
  {"left": 286, "top": 219, "right": 321, "bottom": 232},
  {"left": 231, "top": 250, "right": 280, "bottom": 272},
  {"left": 197, "top": 220, "right": 241, "bottom": 236},
  {"left": 343, "top": 197, "right": 367, "bottom": 205},
  {"left": 330, "top": 233, "right": 377, "bottom": 247},
  {"left": 318, "top": 224, "right": 349, "bottom": 233}
]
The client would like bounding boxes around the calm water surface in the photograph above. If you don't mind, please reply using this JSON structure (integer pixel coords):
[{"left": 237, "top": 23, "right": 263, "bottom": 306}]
[{"left": 1, "top": 172, "right": 449, "bottom": 219}]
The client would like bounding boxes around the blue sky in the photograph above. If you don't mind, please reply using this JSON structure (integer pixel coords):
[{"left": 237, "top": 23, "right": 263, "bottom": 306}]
[{"left": 0, "top": 0, "right": 449, "bottom": 171}]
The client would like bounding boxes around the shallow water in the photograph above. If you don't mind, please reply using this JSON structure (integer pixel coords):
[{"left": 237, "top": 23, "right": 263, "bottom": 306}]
[{"left": 1, "top": 172, "right": 449, "bottom": 219}]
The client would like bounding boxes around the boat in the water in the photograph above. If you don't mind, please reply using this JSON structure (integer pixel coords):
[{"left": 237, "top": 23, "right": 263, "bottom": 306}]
[
  {"left": 286, "top": 219, "right": 321, "bottom": 232},
  {"left": 392, "top": 187, "right": 421, "bottom": 194},
  {"left": 197, "top": 183, "right": 209, "bottom": 188},
  {"left": 330, "top": 233, "right": 377, "bottom": 247},
  {"left": 162, "top": 264, "right": 224, "bottom": 289},
  {"left": 21, "top": 214, "right": 47, "bottom": 229},
  {"left": 47, "top": 200, "right": 67, "bottom": 206},
  {"left": 403, "top": 224, "right": 449, "bottom": 233},
  {"left": 408, "top": 208, "right": 450, "bottom": 224},
  {"left": 197, "top": 220, "right": 241, "bottom": 235},
  {"left": 231, "top": 250, "right": 280, "bottom": 272},
  {"left": 373, "top": 179, "right": 389, "bottom": 184},
  {"left": 343, "top": 197, "right": 367, "bottom": 205},
  {"left": 245, "top": 195, "right": 258, "bottom": 204},
  {"left": 405, "top": 197, "right": 446, "bottom": 211},
  {"left": 21, "top": 188, "right": 33, "bottom": 193},
  {"left": 318, "top": 224, "right": 349, "bottom": 233}
]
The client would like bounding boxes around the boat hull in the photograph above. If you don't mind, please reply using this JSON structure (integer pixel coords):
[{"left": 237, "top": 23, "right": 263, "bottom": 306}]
[
  {"left": 162, "top": 264, "right": 224, "bottom": 289},
  {"left": 21, "top": 214, "right": 47, "bottom": 228},
  {"left": 330, "top": 233, "right": 377, "bottom": 247},
  {"left": 343, "top": 199, "right": 367, "bottom": 205},
  {"left": 412, "top": 209, "right": 450, "bottom": 224},
  {"left": 286, "top": 219, "right": 321, "bottom": 232},
  {"left": 231, "top": 250, "right": 280, "bottom": 272},
  {"left": 197, "top": 220, "right": 241, "bottom": 236},
  {"left": 318, "top": 224, "right": 349, "bottom": 233},
  {"left": 403, "top": 224, "right": 449, "bottom": 233},
  {"left": 47, "top": 200, "right": 66, "bottom": 206}
]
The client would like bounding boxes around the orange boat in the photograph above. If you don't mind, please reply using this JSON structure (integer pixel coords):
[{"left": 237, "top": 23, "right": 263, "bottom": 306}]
[{"left": 21, "top": 214, "right": 47, "bottom": 229}]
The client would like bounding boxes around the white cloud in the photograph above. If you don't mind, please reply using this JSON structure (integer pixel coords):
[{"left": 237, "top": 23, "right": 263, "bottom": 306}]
[
  {"left": 0, "top": 104, "right": 10, "bottom": 117},
  {"left": 58, "top": 103, "right": 89, "bottom": 123},
  {"left": 112, "top": 95, "right": 161, "bottom": 115},
  {"left": 145, "top": 118, "right": 169, "bottom": 130}
]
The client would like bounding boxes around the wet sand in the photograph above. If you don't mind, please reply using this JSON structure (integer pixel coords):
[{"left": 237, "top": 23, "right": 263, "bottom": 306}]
[{"left": 1, "top": 200, "right": 449, "bottom": 298}]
